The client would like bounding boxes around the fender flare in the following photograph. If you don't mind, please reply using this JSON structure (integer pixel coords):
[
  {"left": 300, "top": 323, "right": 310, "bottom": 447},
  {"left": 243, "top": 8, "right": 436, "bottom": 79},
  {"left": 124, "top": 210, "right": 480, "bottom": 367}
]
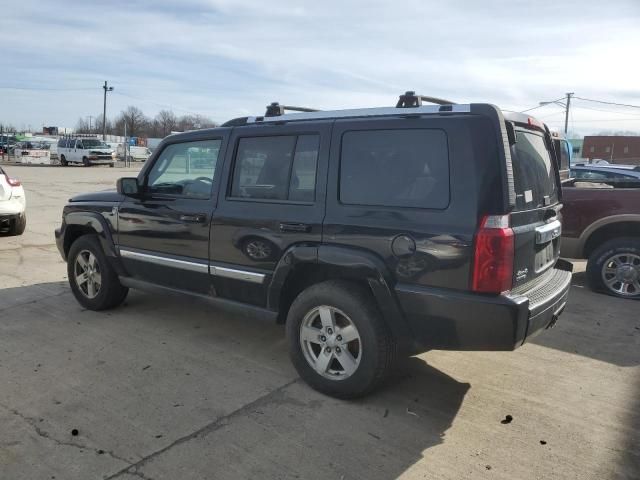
[
  {"left": 268, "top": 243, "right": 413, "bottom": 347},
  {"left": 578, "top": 214, "right": 640, "bottom": 256},
  {"left": 63, "top": 211, "right": 118, "bottom": 258}
]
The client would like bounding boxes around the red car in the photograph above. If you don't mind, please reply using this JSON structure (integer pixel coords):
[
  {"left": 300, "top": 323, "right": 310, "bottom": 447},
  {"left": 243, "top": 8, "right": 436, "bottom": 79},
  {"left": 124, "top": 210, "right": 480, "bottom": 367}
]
[{"left": 561, "top": 178, "right": 640, "bottom": 299}]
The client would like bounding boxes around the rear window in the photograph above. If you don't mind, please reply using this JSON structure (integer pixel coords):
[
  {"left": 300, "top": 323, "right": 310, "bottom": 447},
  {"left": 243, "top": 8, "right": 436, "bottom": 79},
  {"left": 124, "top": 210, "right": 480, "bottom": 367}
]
[
  {"left": 340, "top": 129, "right": 449, "bottom": 209},
  {"left": 510, "top": 131, "right": 558, "bottom": 210}
]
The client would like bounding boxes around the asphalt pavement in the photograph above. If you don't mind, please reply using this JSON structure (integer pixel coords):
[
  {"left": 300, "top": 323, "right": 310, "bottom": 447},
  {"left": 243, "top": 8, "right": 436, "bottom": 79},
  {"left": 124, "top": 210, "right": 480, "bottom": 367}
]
[{"left": 0, "top": 164, "right": 638, "bottom": 480}]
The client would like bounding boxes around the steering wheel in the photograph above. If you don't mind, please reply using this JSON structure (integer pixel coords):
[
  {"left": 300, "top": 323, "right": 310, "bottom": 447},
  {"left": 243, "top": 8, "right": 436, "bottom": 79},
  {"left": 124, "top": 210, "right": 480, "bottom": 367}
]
[{"left": 193, "top": 176, "right": 213, "bottom": 183}]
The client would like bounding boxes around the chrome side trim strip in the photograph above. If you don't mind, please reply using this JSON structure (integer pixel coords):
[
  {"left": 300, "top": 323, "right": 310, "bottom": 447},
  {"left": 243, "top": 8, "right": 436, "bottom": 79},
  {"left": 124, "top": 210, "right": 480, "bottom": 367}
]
[
  {"left": 211, "top": 265, "right": 265, "bottom": 284},
  {"left": 119, "top": 249, "right": 209, "bottom": 274}
]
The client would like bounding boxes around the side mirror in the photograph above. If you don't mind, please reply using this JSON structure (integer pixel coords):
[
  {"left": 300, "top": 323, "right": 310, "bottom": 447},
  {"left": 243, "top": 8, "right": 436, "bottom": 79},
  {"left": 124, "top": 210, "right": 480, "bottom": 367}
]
[{"left": 117, "top": 177, "right": 140, "bottom": 196}]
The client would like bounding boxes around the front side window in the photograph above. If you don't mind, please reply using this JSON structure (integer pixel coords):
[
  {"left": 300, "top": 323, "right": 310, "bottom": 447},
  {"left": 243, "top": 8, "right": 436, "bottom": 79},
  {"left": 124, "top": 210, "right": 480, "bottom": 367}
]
[
  {"left": 146, "top": 139, "right": 221, "bottom": 199},
  {"left": 340, "top": 129, "right": 450, "bottom": 209},
  {"left": 231, "top": 134, "right": 319, "bottom": 202}
]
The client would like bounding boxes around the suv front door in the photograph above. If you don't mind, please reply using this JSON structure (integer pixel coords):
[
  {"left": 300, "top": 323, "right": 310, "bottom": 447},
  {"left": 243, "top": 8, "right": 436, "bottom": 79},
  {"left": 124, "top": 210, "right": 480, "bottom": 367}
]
[
  {"left": 210, "top": 121, "right": 330, "bottom": 306},
  {"left": 117, "top": 134, "right": 227, "bottom": 294}
]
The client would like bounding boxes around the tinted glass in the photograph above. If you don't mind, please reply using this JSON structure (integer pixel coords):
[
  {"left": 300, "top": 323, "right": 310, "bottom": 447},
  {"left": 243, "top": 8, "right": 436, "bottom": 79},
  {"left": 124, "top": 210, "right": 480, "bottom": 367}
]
[
  {"left": 147, "top": 139, "right": 221, "bottom": 199},
  {"left": 289, "top": 135, "right": 319, "bottom": 202},
  {"left": 231, "top": 135, "right": 319, "bottom": 201},
  {"left": 340, "top": 129, "right": 449, "bottom": 209},
  {"left": 510, "top": 131, "right": 558, "bottom": 210}
]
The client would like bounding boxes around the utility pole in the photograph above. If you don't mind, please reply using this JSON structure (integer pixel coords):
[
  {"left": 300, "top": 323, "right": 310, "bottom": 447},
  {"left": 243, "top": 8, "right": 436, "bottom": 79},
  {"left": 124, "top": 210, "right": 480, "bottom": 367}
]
[
  {"left": 102, "top": 81, "right": 114, "bottom": 140},
  {"left": 563, "top": 92, "right": 573, "bottom": 135},
  {"left": 88, "top": 115, "right": 94, "bottom": 134}
]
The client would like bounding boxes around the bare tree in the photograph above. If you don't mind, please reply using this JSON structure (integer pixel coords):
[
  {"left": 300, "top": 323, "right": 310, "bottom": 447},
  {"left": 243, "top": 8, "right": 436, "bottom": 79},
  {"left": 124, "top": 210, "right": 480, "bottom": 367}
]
[
  {"left": 176, "top": 114, "right": 217, "bottom": 132},
  {"left": 75, "top": 117, "right": 91, "bottom": 133},
  {"left": 155, "top": 110, "right": 177, "bottom": 137},
  {"left": 115, "top": 106, "right": 148, "bottom": 136}
]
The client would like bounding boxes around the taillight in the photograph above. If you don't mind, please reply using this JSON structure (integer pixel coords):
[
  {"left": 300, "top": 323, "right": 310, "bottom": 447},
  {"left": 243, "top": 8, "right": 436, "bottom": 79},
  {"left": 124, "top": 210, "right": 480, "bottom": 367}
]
[
  {"left": 5, "top": 175, "right": 21, "bottom": 187},
  {"left": 471, "top": 214, "right": 514, "bottom": 294}
]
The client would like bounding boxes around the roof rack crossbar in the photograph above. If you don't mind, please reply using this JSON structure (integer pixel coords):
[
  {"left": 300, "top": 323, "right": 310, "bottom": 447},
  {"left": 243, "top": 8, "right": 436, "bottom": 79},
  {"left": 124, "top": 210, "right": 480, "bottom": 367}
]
[
  {"left": 396, "top": 91, "right": 457, "bottom": 108},
  {"left": 265, "top": 102, "right": 319, "bottom": 117}
]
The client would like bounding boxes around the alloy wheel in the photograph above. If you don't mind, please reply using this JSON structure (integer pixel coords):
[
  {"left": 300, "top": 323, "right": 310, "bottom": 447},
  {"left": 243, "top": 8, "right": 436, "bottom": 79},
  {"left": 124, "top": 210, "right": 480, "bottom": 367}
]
[
  {"left": 74, "top": 249, "right": 102, "bottom": 299},
  {"left": 601, "top": 252, "right": 640, "bottom": 297},
  {"left": 299, "top": 305, "right": 362, "bottom": 380}
]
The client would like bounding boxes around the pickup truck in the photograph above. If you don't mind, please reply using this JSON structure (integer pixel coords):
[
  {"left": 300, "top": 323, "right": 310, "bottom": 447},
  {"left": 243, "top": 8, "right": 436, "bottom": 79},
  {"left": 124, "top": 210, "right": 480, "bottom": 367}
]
[{"left": 561, "top": 178, "right": 640, "bottom": 299}]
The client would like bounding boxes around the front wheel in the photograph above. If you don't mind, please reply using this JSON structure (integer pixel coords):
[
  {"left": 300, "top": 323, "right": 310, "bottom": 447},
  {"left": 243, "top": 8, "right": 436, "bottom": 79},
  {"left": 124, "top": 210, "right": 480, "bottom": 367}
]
[
  {"left": 67, "top": 234, "right": 128, "bottom": 310},
  {"left": 60, "top": 155, "right": 68, "bottom": 166},
  {"left": 586, "top": 237, "right": 640, "bottom": 299},
  {"left": 82, "top": 157, "right": 90, "bottom": 167},
  {"left": 286, "top": 280, "right": 395, "bottom": 399}
]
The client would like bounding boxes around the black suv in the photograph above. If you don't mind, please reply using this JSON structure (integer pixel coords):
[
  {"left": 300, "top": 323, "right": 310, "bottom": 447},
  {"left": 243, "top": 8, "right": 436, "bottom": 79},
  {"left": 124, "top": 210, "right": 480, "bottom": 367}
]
[{"left": 55, "top": 93, "right": 572, "bottom": 398}]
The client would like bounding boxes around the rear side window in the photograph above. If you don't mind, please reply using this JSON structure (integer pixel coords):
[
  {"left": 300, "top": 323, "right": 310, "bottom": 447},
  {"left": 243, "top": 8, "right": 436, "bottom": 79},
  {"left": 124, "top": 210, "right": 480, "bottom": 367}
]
[
  {"left": 231, "top": 135, "right": 319, "bottom": 202},
  {"left": 511, "top": 131, "right": 558, "bottom": 210},
  {"left": 340, "top": 129, "right": 449, "bottom": 209}
]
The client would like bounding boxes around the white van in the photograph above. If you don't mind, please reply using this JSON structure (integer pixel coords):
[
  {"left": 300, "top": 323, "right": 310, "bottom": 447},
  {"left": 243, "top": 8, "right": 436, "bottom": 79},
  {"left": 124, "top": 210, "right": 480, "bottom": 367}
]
[
  {"left": 57, "top": 137, "right": 115, "bottom": 167},
  {"left": 117, "top": 144, "right": 152, "bottom": 162}
]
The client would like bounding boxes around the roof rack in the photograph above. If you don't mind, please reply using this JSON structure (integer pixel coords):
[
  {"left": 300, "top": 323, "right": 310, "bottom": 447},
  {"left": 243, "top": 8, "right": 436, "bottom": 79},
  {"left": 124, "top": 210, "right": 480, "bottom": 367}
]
[
  {"left": 265, "top": 102, "right": 319, "bottom": 117},
  {"left": 396, "top": 91, "right": 456, "bottom": 108},
  {"left": 60, "top": 133, "right": 99, "bottom": 138}
]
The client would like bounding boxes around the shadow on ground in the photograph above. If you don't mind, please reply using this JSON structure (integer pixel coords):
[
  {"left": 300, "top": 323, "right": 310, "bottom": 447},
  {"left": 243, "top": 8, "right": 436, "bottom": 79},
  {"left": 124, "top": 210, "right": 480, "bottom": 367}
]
[
  {"left": 532, "top": 272, "right": 640, "bottom": 367},
  {"left": 0, "top": 281, "right": 469, "bottom": 480}
]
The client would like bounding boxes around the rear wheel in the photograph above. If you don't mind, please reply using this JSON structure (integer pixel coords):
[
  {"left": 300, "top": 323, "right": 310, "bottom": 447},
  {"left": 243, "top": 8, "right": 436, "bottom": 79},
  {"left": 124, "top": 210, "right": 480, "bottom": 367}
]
[
  {"left": 67, "top": 234, "right": 128, "bottom": 310},
  {"left": 286, "top": 280, "right": 395, "bottom": 398},
  {"left": 587, "top": 238, "right": 640, "bottom": 299}
]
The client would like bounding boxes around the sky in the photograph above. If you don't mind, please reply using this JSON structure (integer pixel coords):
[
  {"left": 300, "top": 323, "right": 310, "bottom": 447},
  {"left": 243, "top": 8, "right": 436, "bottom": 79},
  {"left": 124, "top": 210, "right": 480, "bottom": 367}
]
[{"left": 2, "top": 0, "right": 640, "bottom": 135}]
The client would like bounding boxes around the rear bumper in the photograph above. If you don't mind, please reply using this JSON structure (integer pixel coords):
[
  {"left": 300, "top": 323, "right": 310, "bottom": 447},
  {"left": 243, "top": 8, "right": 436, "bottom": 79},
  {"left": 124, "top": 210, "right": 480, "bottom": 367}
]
[{"left": 396, "top": 260, "right": 573, "bottom": 351}]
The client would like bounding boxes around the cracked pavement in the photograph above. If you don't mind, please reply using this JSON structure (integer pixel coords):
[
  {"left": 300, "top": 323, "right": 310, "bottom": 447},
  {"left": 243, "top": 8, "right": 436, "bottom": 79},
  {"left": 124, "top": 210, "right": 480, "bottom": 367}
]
[{"left": 0, "top": 164, "right": 639, "bottom": 479}]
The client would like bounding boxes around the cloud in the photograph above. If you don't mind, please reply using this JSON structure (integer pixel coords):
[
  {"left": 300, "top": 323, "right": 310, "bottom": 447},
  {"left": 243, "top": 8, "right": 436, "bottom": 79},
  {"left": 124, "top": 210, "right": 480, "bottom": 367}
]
[{"left": 1, "top": 0, "right": 640, "bottom": 134}]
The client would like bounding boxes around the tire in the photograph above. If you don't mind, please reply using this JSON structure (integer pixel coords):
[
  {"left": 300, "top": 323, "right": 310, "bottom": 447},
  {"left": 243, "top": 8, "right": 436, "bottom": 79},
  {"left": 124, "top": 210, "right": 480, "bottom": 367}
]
[
  {"left": 82, "top": 157, "right": 90, "bottom": 167},
  {"left": 109, "top": 163, "right": 115, "bottom": 168},
  {"left": 60, "top": 155, "right": 68, "bottom": 166},
  {"left": 67, "top": 234, "right": 129, "bottom": 310},
  {"left": 8, "top": 213, "right": 26, "bottom": 236},
  {"left": 586, "top": 237, "right": 640, "bottom": 300},
  {"left": 286, "top": 280, "right": 396, "bottom": 399}
]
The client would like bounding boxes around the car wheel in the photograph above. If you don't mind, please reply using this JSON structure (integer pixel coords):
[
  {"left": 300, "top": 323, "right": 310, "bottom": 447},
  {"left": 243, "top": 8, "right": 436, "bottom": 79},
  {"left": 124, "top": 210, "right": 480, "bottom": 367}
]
[
  {"left": 286, "top": 280, "right": 396, "bottom": 398},
  {"left": 109, "top": 163, "right": 115, "bottom": 168},
  {"left": 60, "top": 155, "right": 68, "bottom": 166},
  {"left": 82, "top": 157, "right": 90, "bottom": 167},
  {"left": 586, "top": 237, "right": 640, "bottom": 300},
  {"left": 67, "top": 234, "right": 129, "bottom": 310},
  {"left": 8, "top": 213, "right": 26, "bottom": 236}
]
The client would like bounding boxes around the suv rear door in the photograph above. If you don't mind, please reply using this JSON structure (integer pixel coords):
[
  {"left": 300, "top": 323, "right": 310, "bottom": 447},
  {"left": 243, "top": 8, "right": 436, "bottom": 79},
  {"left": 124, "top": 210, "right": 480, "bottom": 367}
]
[
  {"left": 209, "top": 121, "right": 331, "bottom": 306},
  {"left": 508, "top": 124, "right": 562, "bottom": 289}
]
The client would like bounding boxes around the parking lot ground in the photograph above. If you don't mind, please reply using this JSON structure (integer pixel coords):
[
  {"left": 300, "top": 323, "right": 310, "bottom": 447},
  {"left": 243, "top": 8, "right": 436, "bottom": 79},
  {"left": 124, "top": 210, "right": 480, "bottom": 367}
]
[{"left": 1, "top": 164, "right": 639, "bottom": 480}]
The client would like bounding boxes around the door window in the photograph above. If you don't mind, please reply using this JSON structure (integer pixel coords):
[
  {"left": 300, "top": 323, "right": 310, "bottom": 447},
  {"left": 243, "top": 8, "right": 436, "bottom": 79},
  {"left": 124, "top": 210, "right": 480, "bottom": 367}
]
[
  {"left": 146, "top": 139, "right": 221, "bottom": 199},
  {"left": 231, "top": 134, "right": 319, "bottom": 202}
]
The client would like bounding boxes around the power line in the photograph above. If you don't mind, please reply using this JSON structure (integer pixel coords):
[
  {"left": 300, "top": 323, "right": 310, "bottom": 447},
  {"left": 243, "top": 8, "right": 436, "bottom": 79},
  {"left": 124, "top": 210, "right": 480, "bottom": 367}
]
[
  {"left": 573, "top": 96, "right": 640, "bottom": 109},
  {"left": 571, "top": 103, "right": 640, "bottom": 117},
  {"left": 519, "top": 97, "right": 566, "bottom": 113},
  {"left": 0, "top": 85, "right": 96, "bottom": 92},
  {"left": 113, "top": 91, "right": 204, "bottom": 117}
]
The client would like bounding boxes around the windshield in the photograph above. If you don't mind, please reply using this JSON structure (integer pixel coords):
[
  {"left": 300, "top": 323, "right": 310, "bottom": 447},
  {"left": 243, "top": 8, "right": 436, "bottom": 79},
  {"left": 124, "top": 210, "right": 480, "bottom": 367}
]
[
  {"left": 82, "top": 139, "right": 109, "bottom": 149},
  {"left": 510, "top": 130, "right": 558, "bottom": 211}
]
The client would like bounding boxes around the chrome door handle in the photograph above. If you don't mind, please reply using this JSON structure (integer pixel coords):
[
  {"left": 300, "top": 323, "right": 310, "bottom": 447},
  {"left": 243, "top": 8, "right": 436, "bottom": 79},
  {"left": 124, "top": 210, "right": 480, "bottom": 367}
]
[
  {"left": 179, "top": 213, "right": 207, "bottom": 223},
  {"left": 279, "top": 222, "right": 311, "bottom": 233}
]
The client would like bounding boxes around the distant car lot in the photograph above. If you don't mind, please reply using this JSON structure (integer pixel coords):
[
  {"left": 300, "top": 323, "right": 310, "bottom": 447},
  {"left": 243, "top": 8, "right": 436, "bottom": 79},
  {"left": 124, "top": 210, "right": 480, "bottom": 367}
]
[{"left": 0, "top": 164, "right": 638, "bottom": 480}]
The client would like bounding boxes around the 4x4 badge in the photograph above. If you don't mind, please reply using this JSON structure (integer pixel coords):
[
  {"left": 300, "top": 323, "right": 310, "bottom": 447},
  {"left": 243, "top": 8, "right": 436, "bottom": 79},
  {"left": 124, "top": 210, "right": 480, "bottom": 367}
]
[{"left": 516, "top": 268, "right": 528, "bottom": 281}]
